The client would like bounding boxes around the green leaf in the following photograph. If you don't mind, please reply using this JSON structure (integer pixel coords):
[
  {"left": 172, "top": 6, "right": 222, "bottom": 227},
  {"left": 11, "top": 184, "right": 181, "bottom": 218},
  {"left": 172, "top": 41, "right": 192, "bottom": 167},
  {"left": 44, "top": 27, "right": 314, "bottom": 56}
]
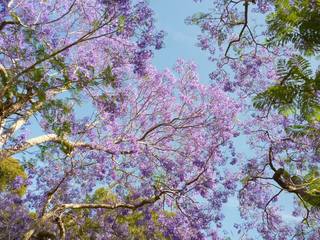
[
  {"left": 37, "top": 90, "right": 46, "bottom": 102},
  {"left": 100, "top": 65, "right": 116, "bottom": 86},
  {"left": 60, "top": 139, "right": 74, "bottom": 155},
  {"left": 278, "top": 105, "right": 295, "bottom": 116},
  {"left": 0, "top": 158, "right": 27, "bottom": 196},
  {"left": 118, "top": 15, "right": 126, "bottom": 32},
  {"left": 266, "top": 0, "right": 320, "bottom": 54}
]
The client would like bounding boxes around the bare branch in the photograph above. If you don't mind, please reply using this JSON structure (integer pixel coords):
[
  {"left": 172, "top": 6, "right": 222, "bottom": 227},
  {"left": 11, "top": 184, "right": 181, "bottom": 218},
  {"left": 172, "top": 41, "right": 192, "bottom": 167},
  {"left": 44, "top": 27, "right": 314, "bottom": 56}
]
[
  {"left": 268, "top": 146, "right": 277, "bottom": 172},
  {"left": 33, "top": 0, "right": 77, "bottom": 26},
  {"left": 263, "top": 189, "right": 283, "bottom": 227},
  {"left": 296, "top": 194, "right": 310, "bottom": 226},
  {"left": 41, "top": 170, "right": 71, "bottom": 217},
  {"left": 225, "top": 0, "right": 250, "bottom": 58},
  {"left": 138, "top": 118, "right": 179, "bottom": 141}
]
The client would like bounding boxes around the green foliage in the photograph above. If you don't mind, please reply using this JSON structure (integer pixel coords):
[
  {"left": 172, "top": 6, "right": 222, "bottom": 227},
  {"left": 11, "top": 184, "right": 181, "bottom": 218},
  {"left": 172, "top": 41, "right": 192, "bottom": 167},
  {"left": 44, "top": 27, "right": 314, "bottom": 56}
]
[
  {"left": 100, "top": 65, "right": 117, "bottom": 87},
  {"left": 63, "top": 188, "right": 114, "bottom": 239},
  {"left": 41, "top": 99, "right": 73, "bottom": 138},
  {"left": 63, "top": 187, "right": 172, "bottom": 239},
  {"left": 299, "top": 169, "right": 320, "bottom": 207},
  {"left": 60, "top": 140, "right": 74, "bottom": 156},
  {"left": 267, "top": 0, "right": 320, "bottom": 55},
  {"left": 253, "top": 55, "right": 320, "bottom": 123},
  {"left": 0, "top": 157, "right": 27, "bottom": 196},
  {"left": 118, "top": 15, "right": 126, "bottom": 33},
  {"left": 90, "top": 187, "right": 118, "bottom": 204},
  {"left": 116, "top": 210, "right": 171, "bottom": 240}
]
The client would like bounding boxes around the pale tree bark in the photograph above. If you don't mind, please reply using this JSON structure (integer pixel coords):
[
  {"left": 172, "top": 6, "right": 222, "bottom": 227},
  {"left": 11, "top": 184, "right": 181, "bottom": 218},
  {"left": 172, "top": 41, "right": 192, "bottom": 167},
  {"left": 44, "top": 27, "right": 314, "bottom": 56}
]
[
  {"left": 22, "top": 191, "right": 170, "bottom": 240},
  {"left": 0, "top": 131, "right": 136, "bottom": 160},
  {"left": 0, "top": 87, "right": 68, "bottom": 148}
]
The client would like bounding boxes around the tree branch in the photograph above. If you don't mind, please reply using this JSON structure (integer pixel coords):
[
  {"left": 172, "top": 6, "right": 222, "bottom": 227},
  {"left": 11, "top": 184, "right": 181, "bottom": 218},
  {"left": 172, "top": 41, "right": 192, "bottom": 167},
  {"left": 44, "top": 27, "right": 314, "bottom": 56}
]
[
  {"left": 33, "top": 0, "right": 77, "bottom": 26},
  {"left": 0, "top": 134, "right": 59, "bottom": 159},
  {"left": 56, "top": 214, "right": 66, "bottom": 240},
  {"left": 225, "top": 0, "right": 250, "bottom": 58},
  {"left": 0, "top": 131, "right": 136, "bottom": 160},
  {"left": 15, "top": 12, "right": 119, "bottom": 79},
  {"left": 263, "top": 189, "right": 283, "bottom": 227},
  {"left": 0, "top": 86, "right": 68, "bottom": 147},
  {"left": 0, "top": 20, "right": 19, "bottom": 31},
  {"left": 23, "top": 189, "right": 171, "bottom": 240}
]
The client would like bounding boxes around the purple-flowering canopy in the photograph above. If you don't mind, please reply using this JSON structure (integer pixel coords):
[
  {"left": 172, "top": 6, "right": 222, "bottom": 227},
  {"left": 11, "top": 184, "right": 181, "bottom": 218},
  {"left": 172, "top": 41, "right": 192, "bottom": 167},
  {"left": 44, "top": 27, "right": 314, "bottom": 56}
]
[
  {"left": 0, "top": 1, "right": 239, "bottom": 239},
  {"left": 190, "top": 0, "right": 320, "bottom": 239}
]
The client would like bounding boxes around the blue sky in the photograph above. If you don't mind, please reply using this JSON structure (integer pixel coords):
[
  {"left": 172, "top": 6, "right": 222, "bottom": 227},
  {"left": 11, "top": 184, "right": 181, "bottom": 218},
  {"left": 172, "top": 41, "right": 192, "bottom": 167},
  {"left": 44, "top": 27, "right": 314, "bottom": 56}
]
[{"left": 150, "top": 0, "right": 213, "bottom": 80}]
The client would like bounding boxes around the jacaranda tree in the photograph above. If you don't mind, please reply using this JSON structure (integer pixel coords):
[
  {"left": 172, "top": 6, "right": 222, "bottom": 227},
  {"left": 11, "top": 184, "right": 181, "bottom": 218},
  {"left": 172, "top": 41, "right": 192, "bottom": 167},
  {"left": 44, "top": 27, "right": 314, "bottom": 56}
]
[
  {"left": 190, "top": 0, "right": 320, "bottom": 239},
  {"left": 0, "top": 1, "right": 239, "bottom": 239}
]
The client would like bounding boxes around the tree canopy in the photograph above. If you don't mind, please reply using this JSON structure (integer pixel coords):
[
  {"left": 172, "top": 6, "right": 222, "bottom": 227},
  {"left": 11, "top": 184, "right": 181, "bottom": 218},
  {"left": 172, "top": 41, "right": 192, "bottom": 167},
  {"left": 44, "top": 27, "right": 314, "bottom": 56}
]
[
  {"left": 0, "top": 0, "right": 319, "bottom": 239},
  {"left": 189, "top": 0, "right": 320, "bottom": 238}
]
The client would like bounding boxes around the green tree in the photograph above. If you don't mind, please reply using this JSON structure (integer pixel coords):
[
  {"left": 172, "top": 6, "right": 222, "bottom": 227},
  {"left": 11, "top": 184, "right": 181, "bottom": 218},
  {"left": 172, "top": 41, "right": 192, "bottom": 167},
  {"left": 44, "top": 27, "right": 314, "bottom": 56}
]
[
  {"left": 0, "top": 157, "right": 27, "bottom": 196},
  {"left": 266, "top": 0, "right": 320, "bottom": 55}
]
